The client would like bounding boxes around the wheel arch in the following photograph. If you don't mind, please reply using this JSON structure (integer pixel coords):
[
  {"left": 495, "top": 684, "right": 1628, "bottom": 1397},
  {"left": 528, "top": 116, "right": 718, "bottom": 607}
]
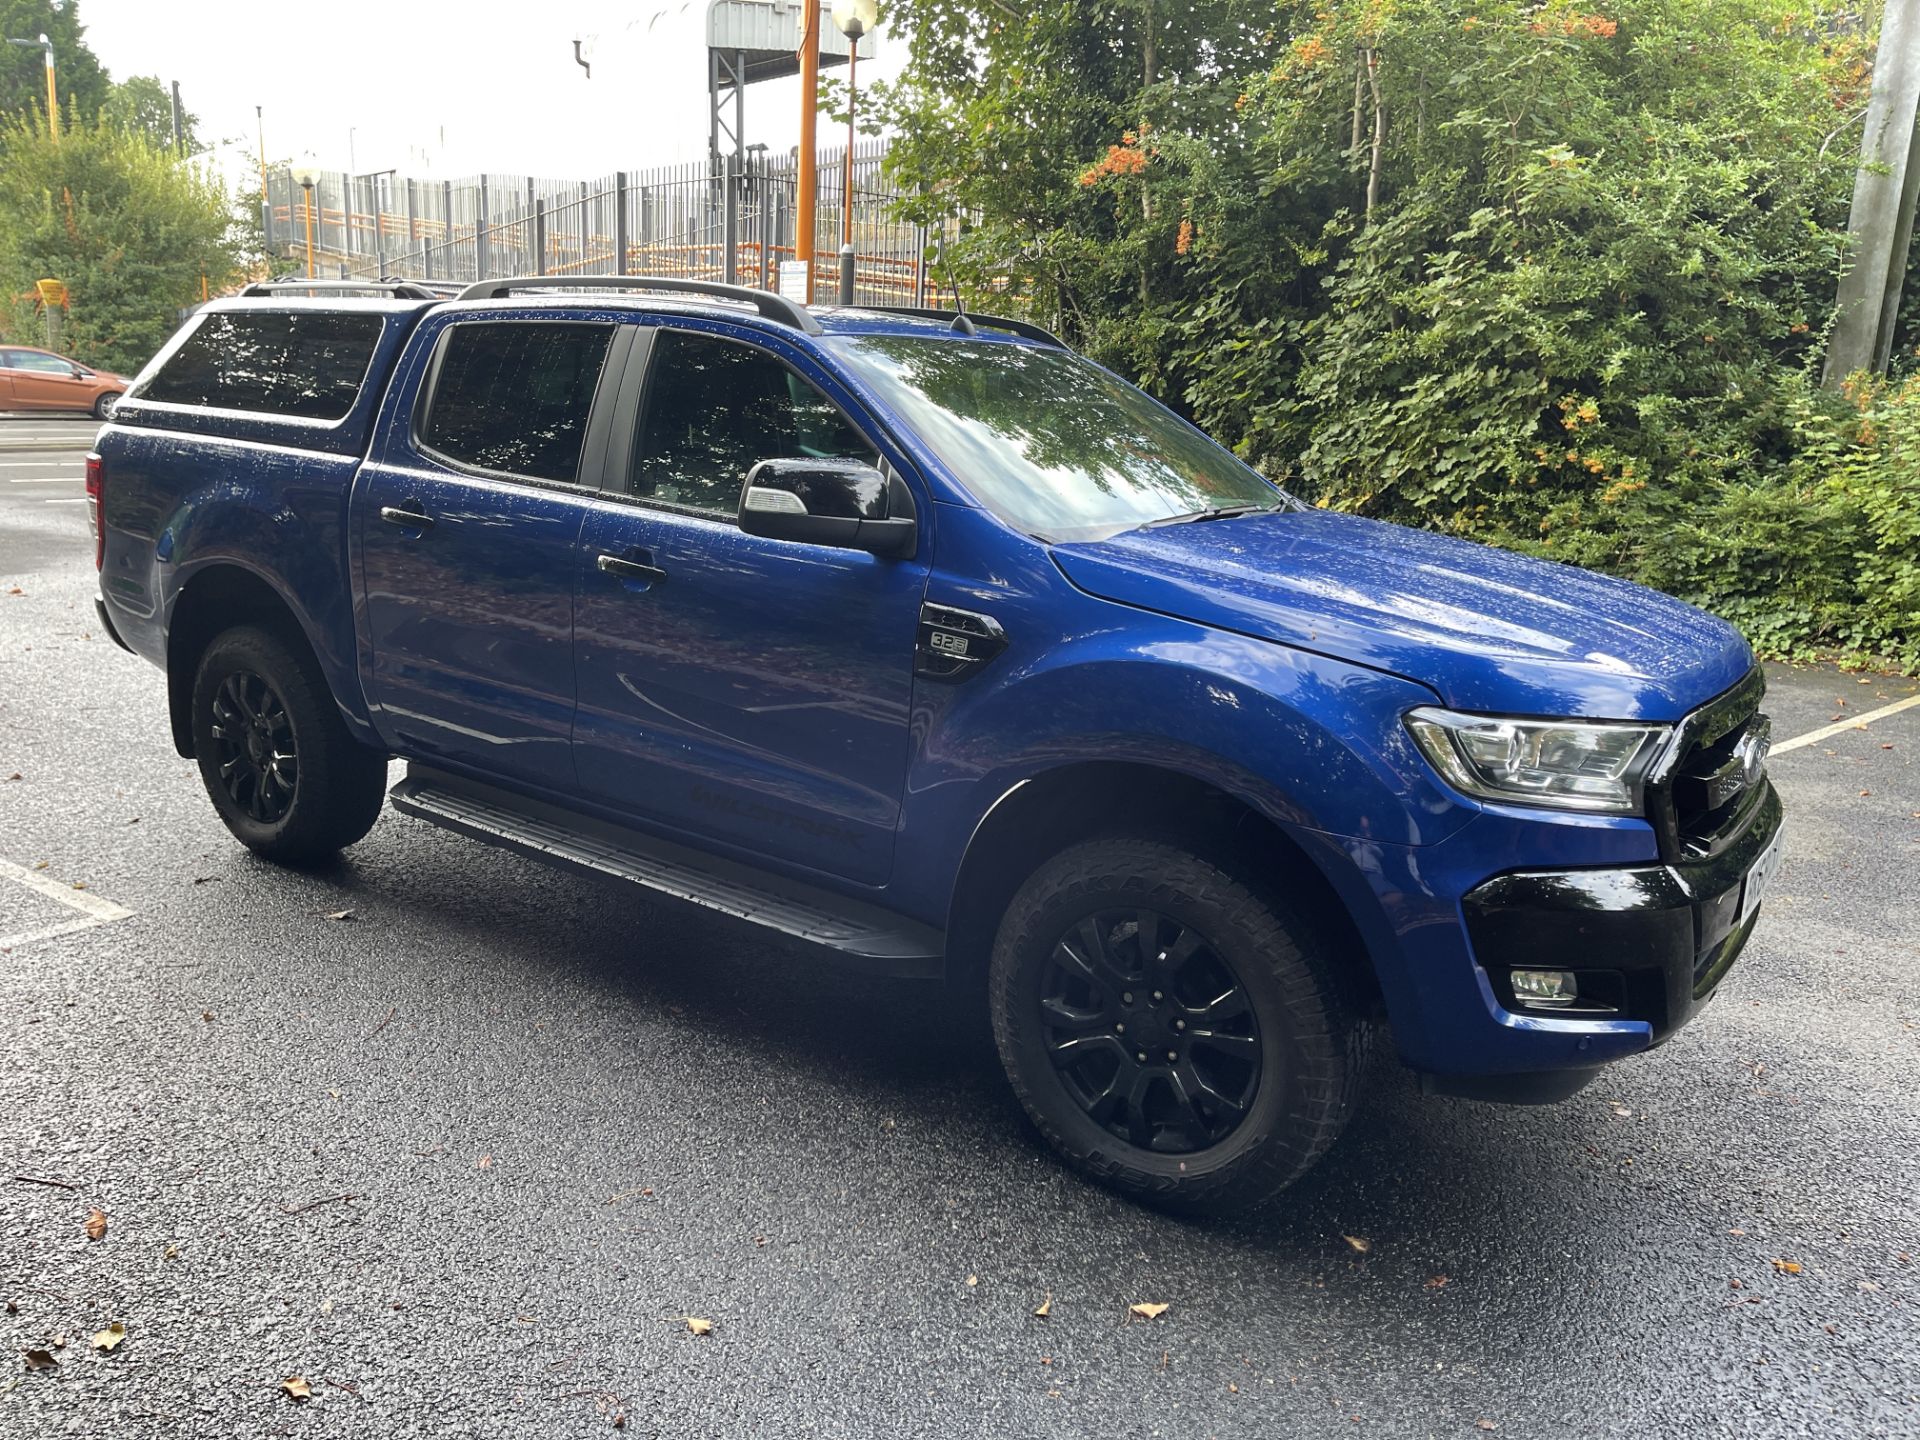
[
  {"left": 943, "top": 760, "right": 1386, "bottom": 1016},
  {"left": 165, "top": 564, "right": 330, "bottom": 758}
]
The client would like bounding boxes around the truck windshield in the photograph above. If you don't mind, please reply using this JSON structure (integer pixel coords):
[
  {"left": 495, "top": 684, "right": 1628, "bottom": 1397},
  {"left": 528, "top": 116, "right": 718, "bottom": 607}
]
[{"left": 830, "top": 335, "right": 1292, "bottom": 540}]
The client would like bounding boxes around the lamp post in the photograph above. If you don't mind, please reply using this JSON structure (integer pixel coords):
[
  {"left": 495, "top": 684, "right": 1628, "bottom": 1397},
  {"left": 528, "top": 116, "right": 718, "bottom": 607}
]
[
  {"left": 291, "top": 162, "right": 321, "bottom": 278},
  {"left": 830, "top": 0, "right": 877, "bottom": 305},
  {"left": 5, "top": 34, "right": 55, "bottom": 143},
  {"left": 256, "top": 106, "right": 267, "bottom": 203}
]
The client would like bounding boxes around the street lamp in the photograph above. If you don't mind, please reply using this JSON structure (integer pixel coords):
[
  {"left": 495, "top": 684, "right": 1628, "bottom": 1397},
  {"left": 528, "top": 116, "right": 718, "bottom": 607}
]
[
  {"left": 291, "top": 161, "right": 321, "bottom": 278},
  {"left": 830, "top": 0, "right": 877, "bottom": 304},
  {"left": 5, "top": 33, "right": 55, "bottom": 144}
]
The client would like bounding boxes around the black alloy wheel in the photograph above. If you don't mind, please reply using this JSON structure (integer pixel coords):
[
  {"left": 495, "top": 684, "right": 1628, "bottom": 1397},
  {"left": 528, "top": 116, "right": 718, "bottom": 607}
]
[
  {"left": 1040, "top": 909, "right": 1261, "bottom": 1153},
  {"left": 190, "top": 624, "right": 388, "bottom": 863},
  {"left": 208, "top": 669, "right": 299, "bottom": 824}
]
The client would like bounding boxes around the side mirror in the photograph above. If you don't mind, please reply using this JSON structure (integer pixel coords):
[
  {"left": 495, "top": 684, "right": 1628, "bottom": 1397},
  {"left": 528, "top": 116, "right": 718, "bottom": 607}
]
[
  {"left": 70, "top": 363, "right": 89, "bottom": 378},
  {"left": 738, "top": 458, "right": 917, "bottom": 558}
]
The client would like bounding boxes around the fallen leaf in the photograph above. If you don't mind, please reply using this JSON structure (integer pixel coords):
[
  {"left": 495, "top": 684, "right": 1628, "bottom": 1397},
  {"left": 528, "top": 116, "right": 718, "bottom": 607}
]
[
  {"left": 84, "top": 1209, "right": 107, "bottom": 1241},
  {"left": 1729, "top": 1227, "right": 1747, "bottom": 1236},
  {"left": 1609, "top": 1103, "right": 1631, "bottom": 1118},
  {"left": 684, "top": 1316, "right": 713, "bottom": 1336},
  {"left": 475, "top": 1154, "right": 493, "bottom": 1170},
  {"left": 614, "top": 1413, "right": 627, "bottom": 1429},
  {"left": 1771, "top": 1259, "right": 1803, "bottom": 1275},
  {"left": 91, "top": 1323, "right": 126, "bottom": 1353},
  {"left": 320, "top": 1298, "right": 334, "bottom": 1315},
  {"left": 23, "top": 1349, "right": 57, "bottom": 1372},
  {"left": 163, "top": 1244, "right": 178, "bottom": 1260},
  {"left": 1858, "top": 1280, "right": 1880, "bottom": 1292},
  {"left": 1425, "top": 1275, "right": 1450, "bottom": 1289},
  {"left": 323, "top": 910, "right": 356, "bottom": 922},
  {"left": 70, "top": 881, "right": 86, "bottom": 891},
  {"left": 4, "top": 773, "right": 19, "bottom": 782},
  {"left": 201, "top": 1010, "right": 215, "bottom": 1023},
  {"left": 1228, "top": 1381, "right": 1239, "bottom": 1393},
  {"left": 1128, "top": 1302, "right": 1170, "bottom": 1321},
  {"left": 966, "top": 1274, "right": 978, "bottom": 1288},
  {"left": 1860, "top": 791, "right": 1872, "bottom": 798},
  {"left": 1477, "top": 1422, "right": 1498, "bottom": 1433},
  {"left": 1033, "top": 1293, "right": 1051, "bottom": 1319},
  {"left": 1729, "top": 1279, "right": 1743, "bottom": 1290},
  {"left": 3, "top": 1301, "right": 13, "bottom": 1314},
  {"left": 282, "top": 1376, "right": 312, "bottom": 1402},
  {"left": 1342, "top": 1234, "right": 1371, "bottom": 1254}
]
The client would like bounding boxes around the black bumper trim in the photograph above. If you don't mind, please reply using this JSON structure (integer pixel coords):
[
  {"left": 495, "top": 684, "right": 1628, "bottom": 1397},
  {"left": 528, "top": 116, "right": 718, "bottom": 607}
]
[
  {"left": 95, "top": 597, "right": 134, "bottom": 654},
  {"left": 1463, "top": 781, "right": 1783, "bottom": 1043}
]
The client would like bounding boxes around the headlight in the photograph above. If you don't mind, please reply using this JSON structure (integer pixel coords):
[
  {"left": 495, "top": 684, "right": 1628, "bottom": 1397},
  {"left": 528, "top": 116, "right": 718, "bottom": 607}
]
[{"left": 1404, "top": 707, "right": 1670, "bottom": 815}]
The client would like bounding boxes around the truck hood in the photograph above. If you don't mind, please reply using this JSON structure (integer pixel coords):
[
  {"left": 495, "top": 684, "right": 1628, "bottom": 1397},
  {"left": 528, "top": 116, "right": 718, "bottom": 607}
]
[{"left": 1050, "top": 510, "right": 1752, "bottom": 721}]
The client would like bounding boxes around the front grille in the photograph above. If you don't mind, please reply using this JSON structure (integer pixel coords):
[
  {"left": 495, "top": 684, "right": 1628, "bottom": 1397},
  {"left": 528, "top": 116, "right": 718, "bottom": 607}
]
[{"left": 1648, "top": 668, "right": 1769, "bottom": 862}]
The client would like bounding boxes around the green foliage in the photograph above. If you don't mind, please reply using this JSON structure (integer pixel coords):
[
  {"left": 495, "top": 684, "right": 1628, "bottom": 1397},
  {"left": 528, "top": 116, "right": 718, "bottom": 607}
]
[
  {"left": 877, "top": 0, "right": 1918, "bottom": 669},
  {"left": 102, "top": 74, "right": 196, "bottom": 152},
  {"left": 0, "top": 113, "right": 237, "bottom": 374},
  {"left": 0, "top": 0, "right": 109, "bottom": 127}
]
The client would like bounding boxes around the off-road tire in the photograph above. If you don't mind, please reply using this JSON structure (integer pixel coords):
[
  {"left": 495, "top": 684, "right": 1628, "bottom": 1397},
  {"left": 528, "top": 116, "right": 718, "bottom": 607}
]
[
  {"left": 190, "top": 624, "right": 386, "bottom": 864},
  {"left": 988, "top": 835, "right": 1369, "bottom": 1216}
]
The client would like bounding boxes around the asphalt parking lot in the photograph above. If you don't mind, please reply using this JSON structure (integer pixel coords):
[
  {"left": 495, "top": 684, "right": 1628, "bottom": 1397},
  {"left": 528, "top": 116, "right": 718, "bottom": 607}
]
[{"left": 2, "top": 458, "right": 1916, "bottom": 1439}]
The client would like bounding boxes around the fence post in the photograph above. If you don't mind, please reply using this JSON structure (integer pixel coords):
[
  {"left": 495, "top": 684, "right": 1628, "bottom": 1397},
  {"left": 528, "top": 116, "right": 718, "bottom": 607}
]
[
  {"left": 839, "top": 244, "right": 855, "bottom": 305},
  {"left": 261, "top": 201, "right": 274, "bottom": 256},
  {"left": 722, "top": 157, "right": 738, "bottom": 285},
  {"left": 410, "top": 181, "right": 427, "bottom": 280},
  {"left": 474, "top": 178, "right": 488, "bottom": 280},
  {"left": 614, "top": 172, "right": 629, "bottom": 276},
  {"left": 534, "top": 199, "right": 547, "bottom": 276}
]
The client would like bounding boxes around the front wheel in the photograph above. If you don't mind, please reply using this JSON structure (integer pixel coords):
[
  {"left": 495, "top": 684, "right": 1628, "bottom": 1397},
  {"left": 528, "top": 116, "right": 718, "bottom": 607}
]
[
  {"left": 190, "top": 624, "right": 387, "bottom": 864},
  {"left": 988, "top": 836, "right": 1368, "bottom": 1215}
]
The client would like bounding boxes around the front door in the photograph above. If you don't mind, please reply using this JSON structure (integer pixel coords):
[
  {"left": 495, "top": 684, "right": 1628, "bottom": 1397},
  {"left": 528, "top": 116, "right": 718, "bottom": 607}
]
[
  {"left": 2, "top": 349, "right": 90, "bottom": 410},
  {"left": 571, "top": 326, "right": 927, "bottom": 885},
  {"left": 358, "top": 317, "right": 625, "bottom": 795}
]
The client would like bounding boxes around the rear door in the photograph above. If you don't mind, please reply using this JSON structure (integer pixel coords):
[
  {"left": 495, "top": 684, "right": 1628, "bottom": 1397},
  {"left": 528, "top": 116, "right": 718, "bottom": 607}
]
[
  {"left": 357, "top": 314, "right": 631, "bottom": 795},
  {"left": 570, "top": 324, "right": 928, "bottom": 884}
]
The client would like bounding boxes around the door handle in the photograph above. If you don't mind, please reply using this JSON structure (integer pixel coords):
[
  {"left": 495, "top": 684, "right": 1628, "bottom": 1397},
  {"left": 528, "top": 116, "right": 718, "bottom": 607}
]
[
  {"left": 379, "top": 505, "right": 434, "bottom": 530},
  {"left": 597, "top": 553, "right": 667, "bottom": 585}
]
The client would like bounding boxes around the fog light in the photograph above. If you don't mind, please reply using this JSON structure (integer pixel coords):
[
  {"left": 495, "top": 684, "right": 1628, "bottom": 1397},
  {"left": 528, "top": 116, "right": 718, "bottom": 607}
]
[{"left": 1510, "top": 969, "right": 1579, "bottom": 1008}]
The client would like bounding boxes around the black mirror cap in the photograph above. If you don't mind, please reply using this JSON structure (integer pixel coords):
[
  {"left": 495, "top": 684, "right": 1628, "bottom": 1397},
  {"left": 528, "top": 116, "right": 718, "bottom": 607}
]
[{"left": 738, "top": 459, "right": 918, "bottom": 558}]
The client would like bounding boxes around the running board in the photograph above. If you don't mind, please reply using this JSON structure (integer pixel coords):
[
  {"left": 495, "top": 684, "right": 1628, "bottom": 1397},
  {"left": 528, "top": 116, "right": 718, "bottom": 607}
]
[{"left": 389, "top": 767, "right": 944, "bottom": 977}]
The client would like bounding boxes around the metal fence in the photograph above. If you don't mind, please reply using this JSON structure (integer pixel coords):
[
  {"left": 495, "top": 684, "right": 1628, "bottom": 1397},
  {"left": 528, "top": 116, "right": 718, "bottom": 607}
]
[{"left": 263, "top": 141, "right": 950, "bottom": 309}]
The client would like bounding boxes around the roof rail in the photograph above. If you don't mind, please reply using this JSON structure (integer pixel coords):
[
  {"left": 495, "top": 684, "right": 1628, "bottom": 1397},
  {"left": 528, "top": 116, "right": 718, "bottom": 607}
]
[
  {"left": 455, "top": 275, "right": 823, "bottom": 335},
  {"left": 240, "top": 279, "right": 440, "bottom": 300},
  {"left": 856, "top": 306, "right": 1066, "bottom": 349}
]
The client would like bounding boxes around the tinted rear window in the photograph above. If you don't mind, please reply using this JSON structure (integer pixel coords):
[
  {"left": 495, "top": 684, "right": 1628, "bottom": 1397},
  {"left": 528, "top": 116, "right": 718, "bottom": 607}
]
[
  {"left": 419, "top": 321, "right": 614, "bottom": 483},
  {"left": 141, "top": 311, "right": 385, "bottom": 420}
]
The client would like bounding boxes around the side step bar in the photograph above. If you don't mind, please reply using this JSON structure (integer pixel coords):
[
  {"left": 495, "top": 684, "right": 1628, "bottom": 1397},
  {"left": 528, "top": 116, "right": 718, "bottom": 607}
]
[{"left": 389, "top": 767, "right": 945, "bottom": 977}]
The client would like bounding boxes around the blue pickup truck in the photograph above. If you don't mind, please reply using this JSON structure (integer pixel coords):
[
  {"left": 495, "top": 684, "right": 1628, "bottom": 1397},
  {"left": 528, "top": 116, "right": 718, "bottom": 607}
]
[{"left": 90, "top": 275, "right": 1783, "bottom": 1213}]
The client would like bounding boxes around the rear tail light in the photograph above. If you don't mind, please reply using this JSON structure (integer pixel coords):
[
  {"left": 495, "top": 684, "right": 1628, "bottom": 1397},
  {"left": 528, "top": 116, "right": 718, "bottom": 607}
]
[{"left": 85, "top": 451, "right": 104, "bottom": 569}]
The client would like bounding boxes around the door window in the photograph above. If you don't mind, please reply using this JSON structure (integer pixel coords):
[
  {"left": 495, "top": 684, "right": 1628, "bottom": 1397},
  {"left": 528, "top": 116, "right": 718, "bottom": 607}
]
[
  {"left": 632, "top": 330, "right": 875, "bottom": 514},
  {"left": 9, "top": 351, "right": 75, "bottom": 374},
  {"left": 420, "top": 321, "right": 614, "bottom": 484}
]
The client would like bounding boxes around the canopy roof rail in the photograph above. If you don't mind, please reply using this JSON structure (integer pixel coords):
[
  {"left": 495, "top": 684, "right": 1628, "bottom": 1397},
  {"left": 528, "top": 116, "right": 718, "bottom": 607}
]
[
  {"left": 455, "top": 275, "right": 822, "bottom": 335},
  {"left": 856, "top": 306, "right": 1065, "bottom": 349},
  {"left": 240, "top": 279, "right": 439, "bottom": 300}
]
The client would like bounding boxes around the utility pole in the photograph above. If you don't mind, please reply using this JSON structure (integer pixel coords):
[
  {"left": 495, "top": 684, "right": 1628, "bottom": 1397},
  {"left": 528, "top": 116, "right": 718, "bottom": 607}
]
[
  {"left": 797, "top": 1, "right": 821, "bottom": 302},
  {"left": 256, "top": 106, "right": 268, "bottom": 203},
  {"left": 1824, "top": 0, "right": 1920, "bottom": 385},
  {"left": 5, "top": 34, "right": 55, "bottom": 143},
  {"left": 170, "top": 80, "right": 184, "bottom": 154}
]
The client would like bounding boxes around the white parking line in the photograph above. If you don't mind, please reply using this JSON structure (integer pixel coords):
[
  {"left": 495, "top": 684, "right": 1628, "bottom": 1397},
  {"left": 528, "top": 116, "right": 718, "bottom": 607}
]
[
  {"left": 0, "top": 857, "right": 132, "bottom": 950},
  {"left": 0, "top": 461, "right": 85, "bottom": 467},
  {"left": 8, "top": 477, "right": 81, "bottom": 484},
  {"left": 1774, "top": 694, "right": 1920, "bottom": 755},
  {"left": 40, "top": 498, "right": 87, "bottom": 505}
]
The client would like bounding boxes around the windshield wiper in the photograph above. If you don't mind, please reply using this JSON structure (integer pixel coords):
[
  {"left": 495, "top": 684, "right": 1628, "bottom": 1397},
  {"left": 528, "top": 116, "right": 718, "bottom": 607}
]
[{"left": 1138, "top": 503, "right": 1278, "bottom": 530}]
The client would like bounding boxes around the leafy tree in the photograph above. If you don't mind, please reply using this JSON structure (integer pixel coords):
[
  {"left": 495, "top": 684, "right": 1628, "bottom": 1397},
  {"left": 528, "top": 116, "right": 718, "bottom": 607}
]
[
  {"left": 0, "top": 0, "right": 109, "bottom": 127},
  {"left": 876, "top": 0, "right": 1918, "bottom": 667},
  {"left": 103, "top": 73, "right": 195, "bottom": 151},
  {"left": 0, "top": 113, "right": 237, "bottom": 374}
]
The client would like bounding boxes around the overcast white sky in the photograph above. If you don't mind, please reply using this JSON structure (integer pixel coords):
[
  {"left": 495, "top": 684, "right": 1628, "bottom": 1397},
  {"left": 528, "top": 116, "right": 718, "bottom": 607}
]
[{"left": 77, "top": 0, "right": 900, "bottom": 188}]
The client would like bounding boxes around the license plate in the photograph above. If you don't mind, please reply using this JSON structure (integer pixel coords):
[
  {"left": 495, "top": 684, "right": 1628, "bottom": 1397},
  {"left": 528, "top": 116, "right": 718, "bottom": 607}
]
[{"left": 1738, "top": 826, "right": 1785, "bottom": 927}]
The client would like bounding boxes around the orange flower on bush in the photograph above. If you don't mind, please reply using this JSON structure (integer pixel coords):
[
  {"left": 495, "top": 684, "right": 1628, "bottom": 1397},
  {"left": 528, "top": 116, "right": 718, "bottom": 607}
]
[
  {"left": 1078, "top": 140, "right": 1149, "bottom": 187},
  {"left": 1175, "top": 218, "right": 1195, "bottom": 256},
  {"left": 1289, "top": 35, "right": 1329, "bottom": 71}
]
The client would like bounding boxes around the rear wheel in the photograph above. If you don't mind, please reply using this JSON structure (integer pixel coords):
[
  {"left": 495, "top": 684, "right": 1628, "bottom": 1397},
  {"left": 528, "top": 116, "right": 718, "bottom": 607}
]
[
  {"left": 92, "top": 392, "right": 121, "bottom": 420},
  {"left": 989, "top": 836, "right": 1367, "bottom": 1215},
  {"left": 190, "top": 625, "right": 386, "bottom": 863}
]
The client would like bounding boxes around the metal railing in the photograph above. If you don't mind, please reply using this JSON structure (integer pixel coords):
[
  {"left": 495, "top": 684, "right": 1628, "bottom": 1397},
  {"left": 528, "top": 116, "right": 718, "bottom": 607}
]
[{"left": 264, "top": 142, "right": 953, "bottom": 309}]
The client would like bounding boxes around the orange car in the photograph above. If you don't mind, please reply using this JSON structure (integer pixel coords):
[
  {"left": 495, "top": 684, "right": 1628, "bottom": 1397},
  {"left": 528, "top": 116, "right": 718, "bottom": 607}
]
[{"left": 1, "top": 345, "right": 130, "bottom": 419}]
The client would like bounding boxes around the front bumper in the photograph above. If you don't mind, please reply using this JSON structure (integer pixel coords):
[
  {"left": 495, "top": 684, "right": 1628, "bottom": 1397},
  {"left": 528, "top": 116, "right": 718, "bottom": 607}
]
[{"left": 1424, "top": 779, "right": 1783, "bottom": 1101}]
